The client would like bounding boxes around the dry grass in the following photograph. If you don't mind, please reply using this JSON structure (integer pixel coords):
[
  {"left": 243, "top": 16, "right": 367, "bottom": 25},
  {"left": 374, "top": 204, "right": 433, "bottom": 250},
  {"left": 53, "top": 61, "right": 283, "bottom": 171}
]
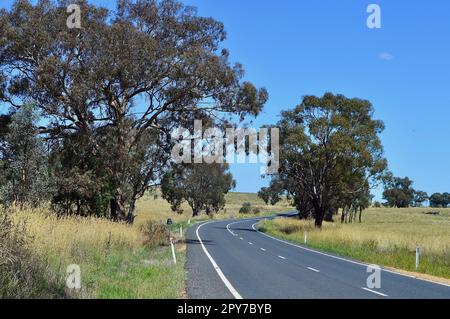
[
  {"left": 4, "top": 205, "right": 186, "bottom": 299},
  {"left": 135, "top": 190, "right": 294, "bottom": 226},
  {"left": 10, "top": 205, "right": 143, "bottom": 267},
  {"left": 140, "top": 220, "right": 171, "bottom": 247},
  {"left": 0, "top": 207, "right": 66, "bottom": 298},
  {"left": 259, "top": 207, "right": 450, "bottom": 279},
  {"left": 2, "top": 191, "right": 292, "bottom": 298}
]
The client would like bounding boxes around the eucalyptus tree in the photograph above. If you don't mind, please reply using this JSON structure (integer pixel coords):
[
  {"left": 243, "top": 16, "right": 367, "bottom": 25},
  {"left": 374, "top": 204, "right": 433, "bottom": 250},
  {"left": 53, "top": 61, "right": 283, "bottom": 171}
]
[
  {"left": 382, "top": 175, "right": 416, "bottom": 208},
  {"left": 0, "top": 0, "right": 267, "bottom": 220},
  {"left": 269, "top": 93, "right": 387, "bottom": 227},
  {"left": 161, "top": 163, "right": 235, "bottom": 217},
  {"left": 413, "top": 190, "right": 428, "bottom": 207},
  {"left": 0, "top": 104, "right": 51, "bottom": 207}
]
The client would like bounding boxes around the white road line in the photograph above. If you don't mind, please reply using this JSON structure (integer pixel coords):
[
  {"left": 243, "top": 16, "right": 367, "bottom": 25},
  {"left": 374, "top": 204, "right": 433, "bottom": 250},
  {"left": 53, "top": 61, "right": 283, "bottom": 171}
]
[
  {"left": 226, "top": 219, "right": 263, "bottom": 237},
  {"left": 196, "top": 222, "right": 243, "bottom": 299},
  {"left": 260, "top": 248, "right": 266, "bottom": 252},
  {"left": 248, "top": 242, "right": 253, "bottom": 245},
  {"left": 362, "top": 287, "right": 388, "bottom": 297},
  {"left": 278, "top": 255, "right": 286, "bottom": 260},
  {"left": 226, "top": 222, "right": 236, "bottom": 236},
  {"left": 251, "top": 222, "right": 450, "bottom": 288},
  {"left": 307, "top": 267, "right": 320, "bottom": 273},
  {"left": 240, "top": 237, "right": 244, "bottom": 240}
]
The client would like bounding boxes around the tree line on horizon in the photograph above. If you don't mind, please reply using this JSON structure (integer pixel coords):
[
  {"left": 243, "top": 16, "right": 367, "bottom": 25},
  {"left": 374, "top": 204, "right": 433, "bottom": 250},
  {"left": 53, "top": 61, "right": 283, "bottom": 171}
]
[{"left": 379, "top": 175, "right": 450, "bottom": 208}]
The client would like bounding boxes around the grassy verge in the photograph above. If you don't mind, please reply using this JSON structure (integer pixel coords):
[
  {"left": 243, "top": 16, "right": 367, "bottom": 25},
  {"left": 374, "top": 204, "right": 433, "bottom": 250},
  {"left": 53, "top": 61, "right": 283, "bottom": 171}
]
[
  {"left": 258, "top": 207, "right": 450, "bottom": 280},
  {"left": 3, "top": 191, "right": 293, "bottom": 298},
  {"left": 6, "top": 206, "right": 186, "bottom": 299},
  {"left": 88, "top": 245, "right": 186, "bottom": 299}
]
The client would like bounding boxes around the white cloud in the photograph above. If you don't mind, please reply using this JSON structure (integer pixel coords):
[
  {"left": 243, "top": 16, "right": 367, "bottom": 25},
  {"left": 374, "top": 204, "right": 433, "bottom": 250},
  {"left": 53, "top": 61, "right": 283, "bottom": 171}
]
[{"left": 379, "top": 52, "right": 394, "bottom": 61}]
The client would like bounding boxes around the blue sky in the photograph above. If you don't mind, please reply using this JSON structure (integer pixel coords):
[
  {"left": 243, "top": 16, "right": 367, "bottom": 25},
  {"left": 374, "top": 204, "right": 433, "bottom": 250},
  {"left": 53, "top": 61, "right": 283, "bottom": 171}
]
[{"left": 2, "top": 1, "right": 450, "bottom": 200}]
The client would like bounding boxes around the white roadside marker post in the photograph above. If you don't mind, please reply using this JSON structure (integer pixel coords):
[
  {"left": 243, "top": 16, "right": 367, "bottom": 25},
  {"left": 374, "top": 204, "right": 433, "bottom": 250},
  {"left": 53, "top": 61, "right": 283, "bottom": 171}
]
[
  {"left": 415, "top": 246, "right": 420, "bottom": 270},
  {"left": 170, "top": 237, "right": 177, "bottom": 264},
  {"left": 304, "top": 231, "right": 308, "bottom": 245},
  {"left": 180, "top": 225, "right": 183, "bottom": 238}
]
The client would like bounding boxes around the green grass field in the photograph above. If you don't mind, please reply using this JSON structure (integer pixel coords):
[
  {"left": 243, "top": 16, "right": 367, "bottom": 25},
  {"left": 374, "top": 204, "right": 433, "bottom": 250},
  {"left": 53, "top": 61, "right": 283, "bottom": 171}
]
[{"left": 258, "top": 207, "right": 450, "bottom": 280}]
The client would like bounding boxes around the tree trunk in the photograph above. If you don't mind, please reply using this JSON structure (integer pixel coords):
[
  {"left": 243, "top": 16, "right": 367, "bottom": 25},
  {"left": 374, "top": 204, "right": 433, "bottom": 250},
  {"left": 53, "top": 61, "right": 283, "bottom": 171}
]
[
  {"left": 314, "top": 215, "right": 323, "bottom": 228},
  {"left": 126, "top": 199, "right": 136, "bottom": 224},
  {"left": 110, "top": 195, "right": 127, "bottom": 221},
  {"left": 358, "top": 207, "right": 362, "bottom": 223},
  {"left": 76, "top": 200, "right": 81, "bottom": 216},
  {"left": 314, "top": 206, "right": 325, "bottom": 228},
  {"left": 192, "top": 206, "right": 199, "bottom": 217}
]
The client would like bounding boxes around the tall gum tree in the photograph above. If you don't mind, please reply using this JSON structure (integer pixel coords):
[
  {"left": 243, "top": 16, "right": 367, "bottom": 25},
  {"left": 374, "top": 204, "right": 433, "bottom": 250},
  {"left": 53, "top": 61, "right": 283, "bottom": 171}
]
[
  {"left": 0, "top": 0, "right": 268, "bottom": 220},
  {"left": 272, "top": 93, "right": 387, "bottom": 227}
]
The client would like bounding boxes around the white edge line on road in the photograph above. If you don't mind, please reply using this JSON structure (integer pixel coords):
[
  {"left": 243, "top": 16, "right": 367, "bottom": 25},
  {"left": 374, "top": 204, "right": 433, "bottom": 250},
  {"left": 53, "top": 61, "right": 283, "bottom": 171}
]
[
  {"left": 278, "top": 255, "right": 286, "bottom": 260},
  {"left": 196, "top": 222, "right": 243, "bottom": 299},
  {"left": 260, "top": 248, "right": 266, "bottom": 251},
  {"left": 250, "top": 221, "right": 450, "bottom": 289},
  {"left": 248, "top": 242, "right": 253, "bottom": 245},
  {"left": 307, "top": 267, "right": 320, "bottom": 273},
  {"left": 362, "top": 287, "right": 388, "bottom": 297}
]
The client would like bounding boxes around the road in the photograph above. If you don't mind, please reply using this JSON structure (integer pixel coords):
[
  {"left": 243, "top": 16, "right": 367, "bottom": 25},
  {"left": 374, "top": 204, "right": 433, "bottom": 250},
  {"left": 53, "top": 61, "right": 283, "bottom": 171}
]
[{"left": 186, "top": 213, "right": 450, "bottom": 299}]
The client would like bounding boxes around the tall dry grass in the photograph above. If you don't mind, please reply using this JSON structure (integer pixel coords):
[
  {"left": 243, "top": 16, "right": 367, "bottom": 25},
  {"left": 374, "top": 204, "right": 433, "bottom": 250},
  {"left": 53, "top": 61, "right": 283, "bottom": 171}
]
[
  {"left": 1, "top": 205, "right": 146, "bottom": 298},
  {"left": 259, "top": 207, "right": 450, "bottom": 278},
  {"left": 9, "top": 205, "right": 143, "bottom": 266},
  {"left": 0, "top": 207, "right": 66, "bottom": 298}
]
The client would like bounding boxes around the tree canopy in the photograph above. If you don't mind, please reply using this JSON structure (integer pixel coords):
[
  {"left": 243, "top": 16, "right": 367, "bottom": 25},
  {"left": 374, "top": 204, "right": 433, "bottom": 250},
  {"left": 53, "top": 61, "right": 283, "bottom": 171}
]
[
  {"left": 161, "top": 163, "right": 235, "bottom": 216},
  {"left": 0, "top": 0, "right": 267, "bottom": 220},
  {"left": 0, "top": 104, "right": 51, "bottom": 206},
  {"left": 263, "top": 93, "right": 387, "bottom": 227},
  {"left": 429, "top": 193, "right": 450, "bottom": 208}
]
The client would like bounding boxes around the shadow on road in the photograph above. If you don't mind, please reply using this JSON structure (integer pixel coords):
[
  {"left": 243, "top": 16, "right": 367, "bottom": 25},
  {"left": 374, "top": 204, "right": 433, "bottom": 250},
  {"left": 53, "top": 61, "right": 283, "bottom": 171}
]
[
  {"left": 217, "top": 227, "right": 257, "bottom": 232},
  {"left": 185, "top": 239, "right": 216, "bottom": 246}
]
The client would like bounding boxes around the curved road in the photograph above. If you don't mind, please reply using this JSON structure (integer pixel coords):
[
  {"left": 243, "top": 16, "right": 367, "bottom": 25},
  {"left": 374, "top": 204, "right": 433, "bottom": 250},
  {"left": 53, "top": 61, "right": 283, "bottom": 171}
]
[{"left": 186, "top": 214, "right": 450, "bottom": 299}]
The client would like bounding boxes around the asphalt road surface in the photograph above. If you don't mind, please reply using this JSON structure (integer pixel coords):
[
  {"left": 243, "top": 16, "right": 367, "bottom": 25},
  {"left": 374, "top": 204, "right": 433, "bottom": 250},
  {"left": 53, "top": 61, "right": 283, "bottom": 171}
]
[{"left": 186, "top": 213, "right": 450, "bottom": 299}]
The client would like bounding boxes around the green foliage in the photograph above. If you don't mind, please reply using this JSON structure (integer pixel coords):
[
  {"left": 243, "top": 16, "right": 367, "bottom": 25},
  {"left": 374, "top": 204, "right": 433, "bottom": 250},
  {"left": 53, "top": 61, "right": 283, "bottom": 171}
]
[
  {"left": 268, "top": 93, "right": 387, "bottom": 227},
  {"left": 161, "top": 163, "right": 235, "bottom": 217},
  {"left": 258, "top": 187, "right": 281, "bottom": 206},
  {"left": 0, "top": 104, "right": 52, "bottom": 207},
  {"left": 429, "top": 193, "right": 450, "bottom": 208},
  {"left": 413, "top": 190, "right": 429, "bottom": 207},
  {"left": 239, "top": 202, "right": 253, "bottom": 214},
  {"left": 0, "top": 0, "right": 267, "bottom": 221},
  {"left": 383, "top": 175, "right": 416, "bottom": 208},
  {"left": 49, "top": 132, "right": 112, "bottom": 217},
  {"left": 373, "top": 201, "right": 382, "bottom": 208}
]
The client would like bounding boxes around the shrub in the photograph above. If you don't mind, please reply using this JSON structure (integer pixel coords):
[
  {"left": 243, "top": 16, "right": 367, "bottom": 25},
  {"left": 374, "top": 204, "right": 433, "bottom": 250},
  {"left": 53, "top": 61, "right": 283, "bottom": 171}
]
[
  {"left": 252, "top": 207, "right": 261, "bottom": 214},
  {"left": 0, "top": 208, "right": 66, "bottom": 298},
  {"left": 140, "top": 220, "right": 169, "bottom": 247},
  {"left": 239, "top": 202, "right": 252, "bottom": 214}
]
